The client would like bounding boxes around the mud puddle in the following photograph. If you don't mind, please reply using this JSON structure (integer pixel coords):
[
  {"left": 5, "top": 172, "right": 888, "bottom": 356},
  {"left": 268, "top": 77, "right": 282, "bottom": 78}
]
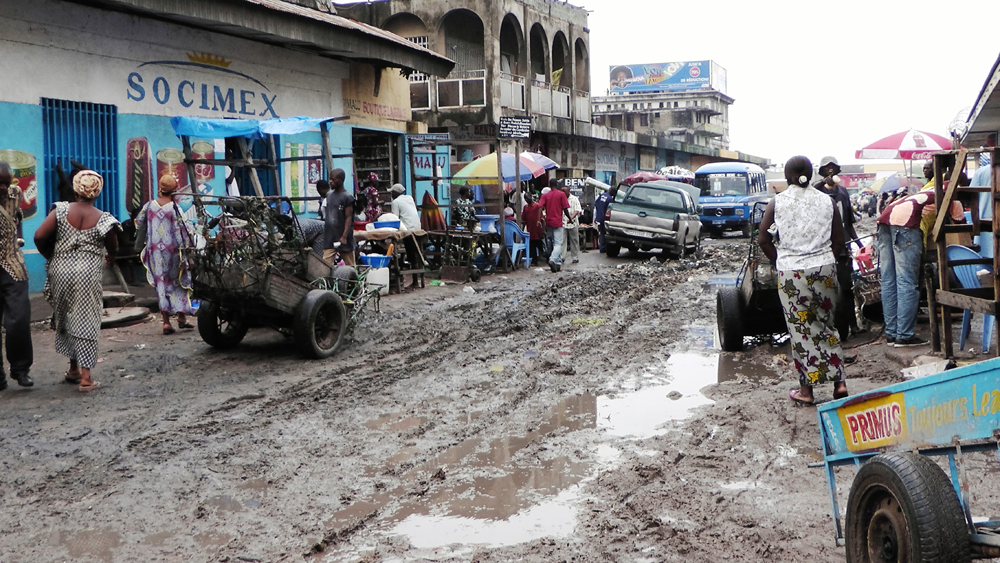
[{"left": 320, "top": 352, "right": 728, "bottom": 560}]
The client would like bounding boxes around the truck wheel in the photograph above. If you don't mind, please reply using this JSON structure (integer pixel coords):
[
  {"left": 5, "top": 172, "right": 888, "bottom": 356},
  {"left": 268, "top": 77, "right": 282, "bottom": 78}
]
[
  {"left": 294, "top": 289, "right": 347, "bottom": 359},
  {"left": 846, "top": 452, "right": 970, "bottom": 563},
  {"left": 332, "top": 265, "right": 359, "bottom": 297},
  {"left": 685, "top": 231, "right": 701, "bottom": 255},
  {"left": 717, "top": 286, "right": 744, "bottom": 352},
  {"left": 742, "top": 222, "right": 752, "bottom": 238},
  {"left": 605, "top": 242, "right": 621, "bottom": 258},
  {"left": 198, "top": 301, "right": 249, "bottom": 349}
]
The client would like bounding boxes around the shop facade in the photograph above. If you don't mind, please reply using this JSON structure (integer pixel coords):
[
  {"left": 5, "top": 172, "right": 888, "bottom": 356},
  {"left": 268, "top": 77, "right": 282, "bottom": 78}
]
[{"left": 0, "top": 0, "right": 449, "bottom": 291}]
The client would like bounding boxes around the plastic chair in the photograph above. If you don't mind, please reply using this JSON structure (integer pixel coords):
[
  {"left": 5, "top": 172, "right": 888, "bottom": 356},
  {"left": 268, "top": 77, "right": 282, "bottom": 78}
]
[
  {"left": 499, "top": 219, "right": 531, "bottom": 270},
  {"left": 945, "top": 245, "right": 995, "bottom": 352}
]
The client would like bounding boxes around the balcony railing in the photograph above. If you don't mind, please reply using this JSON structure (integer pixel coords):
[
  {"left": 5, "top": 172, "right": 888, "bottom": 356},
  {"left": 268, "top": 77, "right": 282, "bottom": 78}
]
[
  {"left": 575, "top": 91, "right": 591, "bottom": 122},
  {"left": 530, "top": 80, "right": 551, "bottom": 116},
  {"left": 553, "top": 86, "right": 570, "bottom": 118},
  {"left": 410, "top": 81, "right": 430, "bottom": 110},
  {"left": 438, "top": 72, "right": 486, "bottom": 108},
  {"left": 500, "top": 73, "right": 525, "bottom": 110}
]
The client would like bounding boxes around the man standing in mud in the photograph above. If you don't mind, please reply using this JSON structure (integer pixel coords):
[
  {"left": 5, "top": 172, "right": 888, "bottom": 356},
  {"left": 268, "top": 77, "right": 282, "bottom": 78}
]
[
  {"left": 594, "top": 185, "right": 618, "bottom": 253},
  {"left": 815, "top": 156, "right": 863, "bottom": 343},
  {"left": 322, "top": 169, "right": 356, "bottom": 266},
  {"left": 0, "top": 162, "right": 33, "bottom": 390},
  {"left": 539, "top": 178, "right": 571, "bottom": 272}
]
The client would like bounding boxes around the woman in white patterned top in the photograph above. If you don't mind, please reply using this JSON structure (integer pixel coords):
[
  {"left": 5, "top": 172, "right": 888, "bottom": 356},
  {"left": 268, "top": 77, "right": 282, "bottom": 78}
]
[{"left": 758, "top": 156, "right": 849, "bottom": 406}]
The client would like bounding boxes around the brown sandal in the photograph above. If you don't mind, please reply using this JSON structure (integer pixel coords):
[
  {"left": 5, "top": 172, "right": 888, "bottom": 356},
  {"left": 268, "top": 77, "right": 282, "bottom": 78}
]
[
  {"left": 163, "top": 325, "right": 176, "bottom": 335},
  {"left": 78, "top": 381, "right": 101, "bottom": 393},
  {"left": 65, "top": 370, "right": 81, "bottom": 384}
]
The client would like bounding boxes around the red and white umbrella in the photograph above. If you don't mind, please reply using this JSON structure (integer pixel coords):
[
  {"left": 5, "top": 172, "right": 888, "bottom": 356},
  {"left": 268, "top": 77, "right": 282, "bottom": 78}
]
[{"left": 855, "top": 129, "right": 953, "bottom": 161}]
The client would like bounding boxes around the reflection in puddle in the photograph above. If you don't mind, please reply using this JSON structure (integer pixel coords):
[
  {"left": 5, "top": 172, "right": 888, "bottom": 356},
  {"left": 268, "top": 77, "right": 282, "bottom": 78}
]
[
  {"left": 598, "top": 353, "right": 716, "bottom": 439},
  {"left": 717, "top": 352, "right": 783, "bottom": 383},
  {"left": 392, "top": 486, "right": 582, "bottom": 549},
  {"left": 333, "top": 354, "right": 722, "bottom": 556}
]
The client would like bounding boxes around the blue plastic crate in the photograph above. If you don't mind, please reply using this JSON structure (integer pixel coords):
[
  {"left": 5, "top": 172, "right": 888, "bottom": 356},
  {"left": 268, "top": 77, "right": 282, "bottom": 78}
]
[
  {"left": 373, "top": 220, "right": 401, "bottom": 230},
  {"left": 361, "top": 255, "right": 391, "bottom": 268}
]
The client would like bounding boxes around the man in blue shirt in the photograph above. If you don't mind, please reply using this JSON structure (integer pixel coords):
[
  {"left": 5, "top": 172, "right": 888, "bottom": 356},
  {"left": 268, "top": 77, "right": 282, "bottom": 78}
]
[{"left": 594, "top": 184, "right": 619, "bottom": 253}]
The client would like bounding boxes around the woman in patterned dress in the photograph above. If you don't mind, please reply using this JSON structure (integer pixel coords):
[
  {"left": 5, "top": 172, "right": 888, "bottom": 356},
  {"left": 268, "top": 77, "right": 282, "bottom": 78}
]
[
  {"left": 135, "top": 175, "right": 195, "bottom": 335},
  {"left": 34, "top": 170, "right": 119, "bottom": 392},
  {"left": 758, "top": 156, "right": 850, "bottom": 405}
]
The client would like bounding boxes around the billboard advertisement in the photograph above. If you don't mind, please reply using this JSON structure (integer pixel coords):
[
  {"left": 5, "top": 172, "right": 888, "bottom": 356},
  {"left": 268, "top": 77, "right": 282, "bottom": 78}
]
[{"left": 609, "top": 61, "right": 718, "bottom": 94}]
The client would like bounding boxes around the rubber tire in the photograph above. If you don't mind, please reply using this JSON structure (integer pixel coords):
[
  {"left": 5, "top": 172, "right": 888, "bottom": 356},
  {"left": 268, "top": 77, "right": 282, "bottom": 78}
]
[
  {"left": 469, "top": 267, "right": 482, "bottom": 283},
  {"left": 717, "top": 285, "right": 744, "bottom": 352},
  {"left": 332, "top": 265, "right": 359, "bottom": 296},
  {"left": 846, "top": 452, "right": 970, "bottom": 563},
  {"left": 741, "top": 222, "right": 752, "bottom": 238},
  {"left": 605, "top": 242, "right": 621, "bottom": 258},
  {"left": 293, "top": 289, "right": 348, "bottom": 359},
  {"left": 197, "top": 301, "right": 249, "bottom": 349},
  {"left": 686, "top": 231, "right": 701, "bottom": 255}
]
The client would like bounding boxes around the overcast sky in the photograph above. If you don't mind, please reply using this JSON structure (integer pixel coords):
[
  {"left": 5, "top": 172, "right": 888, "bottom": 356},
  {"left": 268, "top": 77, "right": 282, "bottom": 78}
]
[{"left": 579, "top": 0, "right": 1000, "bottom": 168}]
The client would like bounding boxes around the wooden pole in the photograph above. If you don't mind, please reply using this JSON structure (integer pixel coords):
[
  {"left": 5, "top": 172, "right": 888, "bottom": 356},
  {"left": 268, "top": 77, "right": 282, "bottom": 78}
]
[
  {"left": 237, "top": 137, "right": 265, "bottom": 197},
  {"left": 514, "top": 139, "right": 523, "bottom": 223},
  {"left": 934, "top": 153, "right": 953, "bottom": 357},
  {"left": 926, "top": 263, "right": 940, "bottom": 353},
  {"left": 320, "top": 121, "right": 334, "bottom": 181},
  {"left": 992, "top": 148, "right": 1000, "bottom": 356},
  {"left": 268, "top": 134, "right": 281, "bottom": 196}
]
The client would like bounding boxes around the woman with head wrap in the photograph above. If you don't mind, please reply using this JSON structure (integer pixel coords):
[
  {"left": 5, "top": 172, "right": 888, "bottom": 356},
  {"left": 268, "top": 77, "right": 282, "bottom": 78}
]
[
  {"left": 758, "top": 156, "right": 849, "bottom": 405},
  {"left": 34, "top": 170, "right": 120, "bottom": 392},
  {"left": 135, "top": 174, "right": 196, "bottom": 335}
]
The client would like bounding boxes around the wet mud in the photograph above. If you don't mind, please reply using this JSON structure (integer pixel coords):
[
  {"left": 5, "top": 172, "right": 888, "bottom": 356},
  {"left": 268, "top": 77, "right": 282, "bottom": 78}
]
[{"left": 2, "top": 237, "right": 999, "bottom": 562}]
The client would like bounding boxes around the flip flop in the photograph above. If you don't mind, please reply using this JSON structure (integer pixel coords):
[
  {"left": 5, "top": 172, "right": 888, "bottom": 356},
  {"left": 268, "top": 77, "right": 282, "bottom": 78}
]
[
  {"left": 178, "top": 322, "right": 195, "bottom": 329},
  {"left": 78, "top": 381, "right": 101, "bottom": 393},
  {"left": 64, "top": 370, "right": 81, "bottom": 384},
  {"left": 789, "top": 389, "right": 816, "bottom": 407}
]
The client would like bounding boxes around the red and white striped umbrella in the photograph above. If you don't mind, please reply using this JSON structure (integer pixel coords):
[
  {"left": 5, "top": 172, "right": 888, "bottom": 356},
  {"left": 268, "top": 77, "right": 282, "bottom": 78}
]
[{"left": 855, "top": 129, "right": 953, "bottom": 160}]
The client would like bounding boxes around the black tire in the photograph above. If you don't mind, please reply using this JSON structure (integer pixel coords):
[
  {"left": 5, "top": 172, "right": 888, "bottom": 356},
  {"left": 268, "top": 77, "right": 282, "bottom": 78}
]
[
  {"left": 710, "top": 228, "right": 723, "bottom": 239},
  {"left": 686, "top": 230, "right": 701, "bottom": 255},
  {"left": 469, "top": 267, "right": 482, "bottom": 283},
  {"left": 846, "top": 452, "right": 970, "bottom": 563},
  {"left": 293, "top": 290, "right": 347, "bottom": 359},
  {"left": 332, "top": 265, "right": 359, "bottom": 296},
  {"left": 741, "top": 222, "right": 752, "bottom": 238},
  {"left": 197, "top": 301, "right": 249, "bottom": 349},
  {"left": 717, "top": 285, "right": 744, "bottom": 352},
  {"left": 605, "top": 242, "right": 621, "bottom": 258}
]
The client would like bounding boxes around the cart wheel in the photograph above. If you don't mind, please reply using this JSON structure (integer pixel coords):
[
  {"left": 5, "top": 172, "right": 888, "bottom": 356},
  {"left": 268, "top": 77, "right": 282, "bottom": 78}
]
[
  {"left": 605, "top": 242, "right": 621, "bottom": 258},
  {"left": 198, "top": 301, "right": 249, "bottom": 349},
  {"left": 469, "top": 267, "right": 482, "bottom": 283},
  {"left": 332, "top": 265, "right": 359, "bottom": 296},
  {"left": 294, "top": 290, "right": 347, "bottom": 359},
  {"left": 717, "top": 285, "right": 744, "bottom": 352},
  {"left": 846, "top": 452, "right": 970, "bottom": 563}
]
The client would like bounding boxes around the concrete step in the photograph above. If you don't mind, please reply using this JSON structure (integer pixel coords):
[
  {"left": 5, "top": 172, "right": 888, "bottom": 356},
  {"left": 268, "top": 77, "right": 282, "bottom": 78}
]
[
  {"left": 102, "top": 291, "right": 135, "bottom": 308},
  {"left": 101, "top": 306, "right": 150, "bottom": 329}
]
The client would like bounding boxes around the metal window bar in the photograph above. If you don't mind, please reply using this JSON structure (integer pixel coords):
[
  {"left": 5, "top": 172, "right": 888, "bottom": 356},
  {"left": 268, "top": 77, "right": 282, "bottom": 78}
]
[{"left": 42, "top": 98, "right": 119, "bottom": 215}]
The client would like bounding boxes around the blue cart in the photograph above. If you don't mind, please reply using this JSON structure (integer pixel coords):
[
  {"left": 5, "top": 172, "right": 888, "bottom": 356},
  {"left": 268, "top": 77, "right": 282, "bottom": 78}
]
[{"left": 817, "top": 357, "right": 1000, "bottom": 562}]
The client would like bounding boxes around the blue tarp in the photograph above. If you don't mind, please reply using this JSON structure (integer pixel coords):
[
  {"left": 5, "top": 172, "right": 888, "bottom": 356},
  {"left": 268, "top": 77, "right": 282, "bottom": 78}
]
[{"left": 169, "top": 116, "right": 337, "bottom": 139}]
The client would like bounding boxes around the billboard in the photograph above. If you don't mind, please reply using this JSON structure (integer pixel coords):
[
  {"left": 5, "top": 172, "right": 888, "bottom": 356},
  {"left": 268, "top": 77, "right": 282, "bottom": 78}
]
[{"left": 609, "top": 61, "right": 723, "bottom": 95}]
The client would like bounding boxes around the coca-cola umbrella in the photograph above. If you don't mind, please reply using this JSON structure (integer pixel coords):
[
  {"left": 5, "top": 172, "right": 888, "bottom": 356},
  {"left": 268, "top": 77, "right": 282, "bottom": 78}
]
[
  {"left": 855, "top": 129, "right": 953, "bottom": 161},
  {"left": 622, "top": 171, "right": 666, "bottom": 186}
]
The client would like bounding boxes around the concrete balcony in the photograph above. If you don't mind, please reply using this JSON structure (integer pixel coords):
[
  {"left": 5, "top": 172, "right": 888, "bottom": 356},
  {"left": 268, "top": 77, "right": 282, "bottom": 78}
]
[
  {"left": 500, "top": 73, "right": 525, "bottom": 110},
  {"left": 696, "top": 122, "right": 725, "bottom": 137}
]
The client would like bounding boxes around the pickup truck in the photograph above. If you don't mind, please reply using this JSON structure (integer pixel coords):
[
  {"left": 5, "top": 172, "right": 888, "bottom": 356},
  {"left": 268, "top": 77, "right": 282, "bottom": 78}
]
[{"left": 604, "top": 180, "right": 702, "bottom": 259}]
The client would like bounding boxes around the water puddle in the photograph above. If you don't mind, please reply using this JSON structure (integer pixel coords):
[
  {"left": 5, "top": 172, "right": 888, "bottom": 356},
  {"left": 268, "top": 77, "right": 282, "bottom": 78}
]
[
  {"left": 599, "top": 353, "right": 716, "bottom": 439},
  {"left": 54, "top": 528, "right": 121, "bottom": 562},
  {"left": 717, "top": 352, "right": 783, "bottom": 383},
  {"left": 324, "top": 352, "right": 723, "bottom": 558},
  {"left": 704, "top": 273, "right": 737, "bottom": 292}
]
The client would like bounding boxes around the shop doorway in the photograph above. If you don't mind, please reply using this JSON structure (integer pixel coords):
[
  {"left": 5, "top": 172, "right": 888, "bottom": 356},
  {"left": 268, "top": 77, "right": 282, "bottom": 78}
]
[
  {"left": 41, "top": 98, "right": 119, "bottom": 213},
  {"left": 352, "top": 128, "right": 400, "bottom": 202}
]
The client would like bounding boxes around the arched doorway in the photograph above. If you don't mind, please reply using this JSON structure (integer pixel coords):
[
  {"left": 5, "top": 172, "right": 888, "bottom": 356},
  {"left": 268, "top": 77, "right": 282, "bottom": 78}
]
[
  {"left": 529, "top": 24, "right": 548, "bottom": 83},
  {"left": 438, "top": 9, "right": 486, "bottom": 107},
  {"left": 552, "top": 31, "right": 571, "bottom": 88},
  {"left": 500, "top": 14, "right": 526, "bottom": 110},
  {"left": 574, "top": 38, "right": 590, "bottom": 92},
  {"left": 383, "top": 13, "right": 431, "bottom": 109}
]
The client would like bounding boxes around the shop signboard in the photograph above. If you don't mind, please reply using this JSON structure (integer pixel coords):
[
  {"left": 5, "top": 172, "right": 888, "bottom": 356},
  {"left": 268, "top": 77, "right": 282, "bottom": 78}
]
[
  {"left": 342, "top": 62, "right": 412, "bottom": 130},
  {"left": 498, "top": 116, "right": 531, "bottom": 139},
  {"left": 609, "top": 61, "right": 723, "bottom": 94},
  {"left": 596, "top": 143, "right": 619, "bottom": 172},
  {"left": 550, "top": 135, "right": 595, "bottom": 170}
]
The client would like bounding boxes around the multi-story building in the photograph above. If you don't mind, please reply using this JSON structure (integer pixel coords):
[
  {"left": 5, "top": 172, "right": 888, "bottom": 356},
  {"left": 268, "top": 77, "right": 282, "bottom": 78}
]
[
  {"left": 338, "top": 0, "right": 593, "bottom": 180},
  {"left": 592, "top": 60, "right": 733, "bottom": 152}
]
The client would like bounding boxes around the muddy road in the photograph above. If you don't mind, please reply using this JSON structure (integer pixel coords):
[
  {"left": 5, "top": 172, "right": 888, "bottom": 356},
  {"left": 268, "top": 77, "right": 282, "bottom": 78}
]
[{"left": 3, "top": 237, "right": 998, "bottom": 562}]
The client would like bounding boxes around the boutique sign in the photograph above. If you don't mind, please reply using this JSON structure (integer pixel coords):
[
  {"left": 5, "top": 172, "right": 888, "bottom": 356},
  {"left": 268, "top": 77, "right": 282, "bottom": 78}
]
[{"left": 125, "top": 54, "right": 279, "bottom": 117}]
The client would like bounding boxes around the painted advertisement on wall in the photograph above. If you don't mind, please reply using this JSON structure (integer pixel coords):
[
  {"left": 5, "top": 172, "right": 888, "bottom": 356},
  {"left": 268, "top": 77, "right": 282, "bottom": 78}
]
[
  {"left": 550, "top": 135, "right": 595, "bottom": 170},
  {"left": 609, "top": 61, "right": 717, "bottom": 94},
  {"left": 284, "top": 142, "right": 323, "bottom": 214},
  {"left": 342, "top": 62, "right": 412, "bottom": 132}
]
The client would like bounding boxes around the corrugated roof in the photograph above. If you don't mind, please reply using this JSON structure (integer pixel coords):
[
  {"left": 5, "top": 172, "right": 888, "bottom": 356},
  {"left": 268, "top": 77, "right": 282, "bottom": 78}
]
[
  {"left": 963, "top": 52, "right": 1000, "bottom": 148},
  {"left": 67, "top": 0, "right": 454, "bottom": 77}
]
